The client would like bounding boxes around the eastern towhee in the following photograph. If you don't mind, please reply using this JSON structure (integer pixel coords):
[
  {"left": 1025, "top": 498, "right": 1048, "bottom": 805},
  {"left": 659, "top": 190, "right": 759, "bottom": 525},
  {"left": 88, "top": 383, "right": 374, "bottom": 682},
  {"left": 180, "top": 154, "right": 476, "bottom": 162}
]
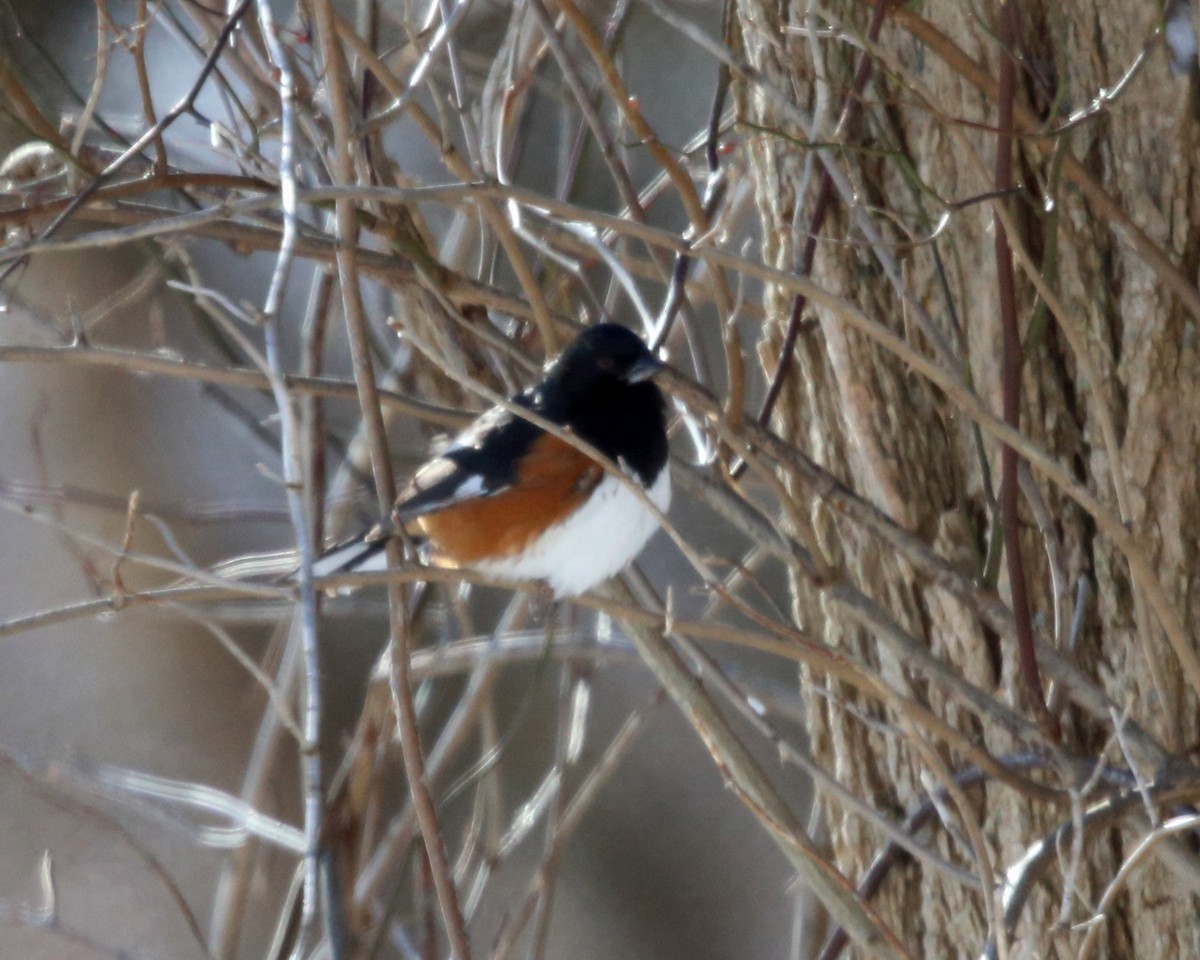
[{"left": 312, "top": 323, "right": 671, "bottom": 597}]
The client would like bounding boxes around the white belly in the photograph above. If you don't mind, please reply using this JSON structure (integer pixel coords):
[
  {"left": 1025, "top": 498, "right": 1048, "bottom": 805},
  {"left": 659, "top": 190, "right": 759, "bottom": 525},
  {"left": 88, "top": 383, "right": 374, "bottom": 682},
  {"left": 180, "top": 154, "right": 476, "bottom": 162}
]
[{"left": 477, "top": 467, "right": 671, "bottom": 597}]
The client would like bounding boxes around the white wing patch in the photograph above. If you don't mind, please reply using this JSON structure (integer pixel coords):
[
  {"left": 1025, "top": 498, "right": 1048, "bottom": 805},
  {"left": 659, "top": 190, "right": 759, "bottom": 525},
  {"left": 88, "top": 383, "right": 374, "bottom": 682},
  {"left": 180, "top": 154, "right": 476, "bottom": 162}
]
[
  {"left": 476, "top": 467, "right": 670, "bottom": 597},
  {"left": 451, "top": 475, "right": 487, "bottom": 500},
  {"left": 397, "top": 462, "right": 503, "bottom": 520},
  {"left": 440, "top": 406, "right": 510, "bottom": 454}
]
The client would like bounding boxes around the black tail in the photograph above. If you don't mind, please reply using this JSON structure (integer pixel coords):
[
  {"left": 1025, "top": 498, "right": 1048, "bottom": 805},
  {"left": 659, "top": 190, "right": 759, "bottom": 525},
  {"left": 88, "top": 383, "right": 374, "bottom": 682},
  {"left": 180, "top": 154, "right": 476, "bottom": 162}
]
[{"left": 306, "top": 532, "right": 390, "bottom": 578}]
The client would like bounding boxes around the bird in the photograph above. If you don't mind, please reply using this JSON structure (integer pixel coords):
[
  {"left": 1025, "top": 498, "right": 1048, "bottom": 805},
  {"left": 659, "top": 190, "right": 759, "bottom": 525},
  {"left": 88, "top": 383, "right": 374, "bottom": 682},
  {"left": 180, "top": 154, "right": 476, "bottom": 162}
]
[{"left": 312, "top": 323, "right": 671, "bottom": 598}]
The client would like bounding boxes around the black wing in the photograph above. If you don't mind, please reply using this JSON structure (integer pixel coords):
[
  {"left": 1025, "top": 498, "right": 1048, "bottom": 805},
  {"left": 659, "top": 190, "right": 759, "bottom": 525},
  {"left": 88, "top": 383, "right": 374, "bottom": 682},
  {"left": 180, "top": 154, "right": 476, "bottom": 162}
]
[
  {"left": 308, "top": 393, "right": 545, "bottom": 579},
  {"left": 393, "top": 395, "right": 543, "bottom": 523}
]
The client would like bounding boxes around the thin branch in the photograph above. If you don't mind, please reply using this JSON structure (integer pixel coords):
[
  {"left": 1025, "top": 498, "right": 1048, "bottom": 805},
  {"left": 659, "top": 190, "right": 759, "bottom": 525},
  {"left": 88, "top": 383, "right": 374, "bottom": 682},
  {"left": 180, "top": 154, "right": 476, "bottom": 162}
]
[
  {"left": 994, "top": 0, "right": 1055, "bottom": 739},
  {"left": 754, "top": 0, "right": 891, "bottom": 432},
  {"left": 597, "top": 582, "right": 915, "bottom": 960},
  {"left": 310, "top": 2, "right": 474, "bottom": 957},
  {"left": 1076, "top": 812, "right": 1200, "bottom": 960},
  {"left": 0, "top": 0, "right": 255, "bottom": 286},
  {"left": 0, "top": 748, "right": 210, "bottom": 956},
  {"left": 887, "top": 4, "right": 1200, "bottom": 324}
]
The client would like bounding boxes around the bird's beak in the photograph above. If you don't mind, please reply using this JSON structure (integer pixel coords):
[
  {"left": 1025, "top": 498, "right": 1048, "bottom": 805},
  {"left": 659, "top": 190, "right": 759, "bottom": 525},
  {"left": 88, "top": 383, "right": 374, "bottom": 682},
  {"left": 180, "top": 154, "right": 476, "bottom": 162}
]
[{"left": 626, "top": 354, "right": 665, "bottom": 383}]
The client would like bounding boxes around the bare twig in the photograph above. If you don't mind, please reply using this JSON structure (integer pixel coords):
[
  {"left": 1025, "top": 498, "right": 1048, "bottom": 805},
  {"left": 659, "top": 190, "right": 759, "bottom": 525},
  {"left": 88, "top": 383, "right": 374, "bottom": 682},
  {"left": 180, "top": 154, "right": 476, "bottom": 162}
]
[
  {"left": 993, "top": 0, "right": 1055, "bottom": 739},
  {"left": 754, "top": 0, "right": 891, "bottom": 432},
  {"left": 0, "top": 0, "right": 255, "bottom": 286},
  {"left": 311, "top": 2, "right": 473, "bottom": 956}
]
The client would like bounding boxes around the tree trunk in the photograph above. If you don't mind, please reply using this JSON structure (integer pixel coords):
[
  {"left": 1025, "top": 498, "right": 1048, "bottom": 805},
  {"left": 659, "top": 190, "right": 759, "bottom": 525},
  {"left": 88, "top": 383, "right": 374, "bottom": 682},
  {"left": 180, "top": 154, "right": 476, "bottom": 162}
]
[{"left": 735, "top": 1, "right": 1200, "bottom": 957}]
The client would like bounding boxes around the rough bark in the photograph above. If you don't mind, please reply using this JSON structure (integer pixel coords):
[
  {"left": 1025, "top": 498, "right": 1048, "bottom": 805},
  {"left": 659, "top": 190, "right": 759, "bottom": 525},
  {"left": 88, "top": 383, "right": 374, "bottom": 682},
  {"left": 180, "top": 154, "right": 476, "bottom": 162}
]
[{"left": 736, "top": 1, "right": 1200, "bottom": 957}]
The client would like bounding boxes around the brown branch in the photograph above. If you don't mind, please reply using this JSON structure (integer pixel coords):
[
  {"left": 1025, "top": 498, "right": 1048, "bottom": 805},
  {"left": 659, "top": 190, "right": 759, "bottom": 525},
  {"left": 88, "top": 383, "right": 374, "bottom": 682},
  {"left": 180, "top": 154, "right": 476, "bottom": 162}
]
[
  {"left": 330, "top": 8, "right": 559, "bottom": 352},
  {"left": 755, "top": 0, "right": 893, "bottom": 432},
  {"left": 888, "top": 3, "right": 1200, "bottom": 324},
  {"left": 664, "top": 372, "right": 1170, "bottom": 762},
  {"left": 0, "top": 0, "right": 255, "bottom": 286},
  {"left": 985, "top": 772, "right": 1200, "bottom": 960},
  {"left": 0, "top": 343, "right": 467, "bottom": 429},
  {"left": 127, "top": 0, "right": 168, "bottom": 175},
  {"left": 993, "top": 0, "right": 1056, "bottom": 740},
  {"left": 310, "top": 3, "right": 473, "bottom": 958},
  {"left": 0, "top": 59, "right": 75, "bottom": 156},
  {"left": 596, "top": 582, "right": 915, "bottom": 960}
]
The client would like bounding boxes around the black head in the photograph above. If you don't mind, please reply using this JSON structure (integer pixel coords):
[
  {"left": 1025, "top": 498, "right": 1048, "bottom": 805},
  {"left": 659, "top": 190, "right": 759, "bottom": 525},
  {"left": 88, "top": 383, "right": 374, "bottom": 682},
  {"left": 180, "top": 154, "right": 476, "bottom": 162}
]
[
  {"left": 535, "top": 324, "right": 668, "bottom": 484},
  {"left": 544, "top": 323, "right": 663, "bottom": 392}
]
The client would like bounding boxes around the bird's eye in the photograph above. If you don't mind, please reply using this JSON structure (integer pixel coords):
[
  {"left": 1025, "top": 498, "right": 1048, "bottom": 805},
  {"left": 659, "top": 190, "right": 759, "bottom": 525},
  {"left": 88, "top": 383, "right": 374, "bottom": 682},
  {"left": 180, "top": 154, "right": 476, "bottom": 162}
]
[{"left": 596, "top": 356, "right": 614, "bottom": 371}]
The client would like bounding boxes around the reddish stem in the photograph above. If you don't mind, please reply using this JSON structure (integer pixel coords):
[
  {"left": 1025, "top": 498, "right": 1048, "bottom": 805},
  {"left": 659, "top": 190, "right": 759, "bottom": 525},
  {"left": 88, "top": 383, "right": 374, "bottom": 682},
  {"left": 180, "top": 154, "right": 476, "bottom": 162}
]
[
  {"left": 994, "top": 0, "right": 1058, "bottom": 741},
  {"left": 755, "top": 0, "right": 892, "bottom": 429}
]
